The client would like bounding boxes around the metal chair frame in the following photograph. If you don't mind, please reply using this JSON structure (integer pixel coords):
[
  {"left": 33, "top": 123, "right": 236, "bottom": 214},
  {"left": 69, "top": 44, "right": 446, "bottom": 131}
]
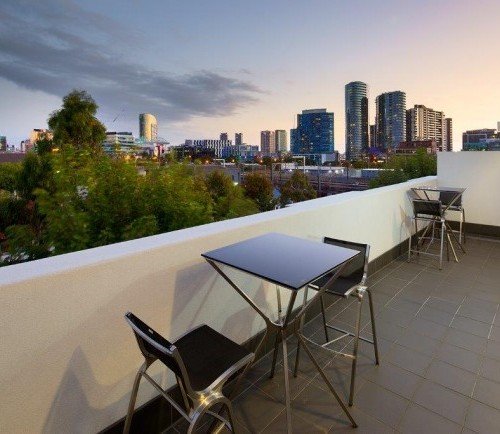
[
  {"left": 407, "top": 199, "right": 458, "bottom": 270},
  {"left": 123, "top": 313, "right": 254, "bottom": 434},
  {"left": 293, "top": 238, "right": 379, "bottom": 406}
]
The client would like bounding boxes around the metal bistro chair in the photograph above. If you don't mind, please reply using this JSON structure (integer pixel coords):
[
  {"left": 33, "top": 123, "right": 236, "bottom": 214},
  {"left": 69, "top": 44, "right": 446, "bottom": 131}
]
[
  {"left": 408, "top": 199, "right": 454, "bottom": 270},
  {"left": 440, "top": 191, "right": 466, "bottom": 245},
  {"left": 293, "top": 238, "right": 379, "bottom": 407},
  {"left": 123, "top": 312, "right": 254, "bottom": 434}
]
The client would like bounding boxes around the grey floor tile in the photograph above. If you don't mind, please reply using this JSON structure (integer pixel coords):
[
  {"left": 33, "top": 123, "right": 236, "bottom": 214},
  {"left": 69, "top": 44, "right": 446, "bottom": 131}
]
[
  {"left": 458, "top": 304, "right": 497, "bottom": 324},
  {"left": 485, "top": 340, "right": 500, "bottom": 361},
  {"left": 443, "top": 328, "right": 487, "bottom": 354},
  {"left": 451, "top": 316, "right": 491, "bottom": 338},
  {"left": 408, "top": 316, "right": 448, "bottom": 340},
  {"left": 473, "top": 377, "right": 500, "bottom": 410},
  {"left": 479, "top": 356, "right": 500, "bottom": 383},
  {"left": 398, "top": 403, "right": 462, "bottom": 434},
  {"left": 377, "top": 307, "right": 414, "bottom": 328},
  {"left": 355, "top": 381, "right": 409, "bottom": 429},
  {"left": 386, "top": 298, "right": 422, "bottom": 315},
  {"left": 436, "top": 342, "right": 482, "bottom": 373},
  {"left": 328, "top": 407, "right": 395, "bottom": 433},
  {"left": 290, "top": 382, "right": 348, "bottom": 431},
  {"left": 386, "top": 344, "right": 433, "bottom": 376},
  {"left": 396, "top": 328, "right": 441, "bottom": 357},
  {"left": 362, "top": 362, "right": 421, "bottom": 399},
  {"left": 416, "top": 305, "right": 455, "bottom": 327},
  {"left": 412, "top": 380, "right": 470, "bottom": 424},
  {"left": 425, "top": 297, "right": 462, "bottom": 314},
  {"left": 233, "top": 385, "right": 284, "bottom": 433},
  {"left": 260, "top": 409, "right": 325, "bottom": 433},
  {"left": 369, "top": 318, "right": 406, "bottom": 343},
  {"left": 465, "top": 400, "right": 500, "bottom": 434},
  {"left": 488, "top": 325, "right": 500, "bottom": 342},
  {"left": 425, "top": 359, "right": 476, "bottom": 396}
]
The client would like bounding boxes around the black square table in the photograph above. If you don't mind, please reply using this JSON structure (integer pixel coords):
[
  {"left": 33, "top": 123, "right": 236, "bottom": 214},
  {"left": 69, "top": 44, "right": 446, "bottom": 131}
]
[
  {"left": 411, "top": 186, "right": 467, "bottom": 260},
  {"left": 202, "top": 232, "right": 360, "bottom": 433}
]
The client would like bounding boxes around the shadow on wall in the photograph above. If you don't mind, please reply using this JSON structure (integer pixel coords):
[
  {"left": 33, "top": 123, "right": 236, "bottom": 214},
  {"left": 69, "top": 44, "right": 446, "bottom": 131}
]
[{"left": 38, "top": 257, "right": 268, "bottom": 432}]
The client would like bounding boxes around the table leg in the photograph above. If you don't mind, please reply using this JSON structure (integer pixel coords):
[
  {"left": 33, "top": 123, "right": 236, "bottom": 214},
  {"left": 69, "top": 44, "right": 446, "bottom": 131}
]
[
  {"left": 295, "top": 332, "right": 357, "bottom": 428},
  {"left": 293, "top": 286, "right": 309, "bottom": 378},
  {"left": 281, "top": 329, "right": 293, "bottom": 434}
]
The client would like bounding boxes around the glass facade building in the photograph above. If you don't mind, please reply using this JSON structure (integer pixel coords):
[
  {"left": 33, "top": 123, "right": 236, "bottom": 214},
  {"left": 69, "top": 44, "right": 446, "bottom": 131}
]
[
  {"left": 375, "top": 91, "right": 406, "bottom": 149},
  {"left": 345, "top": 81, "right": 368, "bottom": 161},
  {"left": 290, "top": 109, "right": 334, "bottom": 155}
]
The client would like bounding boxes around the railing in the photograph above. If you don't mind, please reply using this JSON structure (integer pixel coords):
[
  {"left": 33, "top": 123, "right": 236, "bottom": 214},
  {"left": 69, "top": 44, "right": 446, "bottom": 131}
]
[{"left": 0, "top": 176, "right": 436, "bottom": 433}]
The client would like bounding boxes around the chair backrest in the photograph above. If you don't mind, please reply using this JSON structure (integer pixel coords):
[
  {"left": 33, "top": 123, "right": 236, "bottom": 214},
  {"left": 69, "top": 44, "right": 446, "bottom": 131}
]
[
  {"left": 439, "top": 191, "right": 462, "bottom": 208},
  {"left": 412, "top": 199, "right": 443, "bottom": 218},
  {"left": 323, "top": 237, "right": 369, "bottom": 285},
  {"left": 125, "top": 312, "right": 186, "bottom": 381}
]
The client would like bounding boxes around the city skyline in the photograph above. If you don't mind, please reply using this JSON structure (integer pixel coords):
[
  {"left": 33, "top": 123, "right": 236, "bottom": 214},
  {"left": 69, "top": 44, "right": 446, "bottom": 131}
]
[{"left": 1, "top": 0, "right": 499, "bottom": 151}]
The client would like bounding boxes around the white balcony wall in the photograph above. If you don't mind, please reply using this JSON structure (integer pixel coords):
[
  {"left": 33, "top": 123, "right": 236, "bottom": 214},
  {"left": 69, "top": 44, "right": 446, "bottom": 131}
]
[
  {"left": 0, "top": 176, "right": 435, "bottom": 433},
  {"left": 438, "top": 152, "right": 500, "bottom": 227}
]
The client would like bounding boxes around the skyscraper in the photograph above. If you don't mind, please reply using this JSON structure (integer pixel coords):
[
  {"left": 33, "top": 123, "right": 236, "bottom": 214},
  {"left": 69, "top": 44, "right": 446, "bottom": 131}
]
[
  {"left": 275, "top": 130, "right": 287, "bottom": 153},
  {"left": 260, "top": 130, "right": 276, "bottom": 155},
  {"left": 235, "top": 132, "right": 243, "bottom": 146},
  {"left": 290, "top": 109, "right": 334, "bottom": 155},
  {"left": 406, "top": 105, "right": 446, "bottom": 150},
  {"left": 220, "top": 132, "right": 228, "bottom": 141},
  {"left": 139, "top": 113, "right": 158, "bottom": 141},
  {"left": 345, "top": 81, "right": 368, "bottom": 160},
  {"left": 369, "top": 125, "right": 376, "bottom": 148},
  {"left": 375, "top": 91, "right": 406, "bottom": 149},
  {"left": 0, "top": 135, "right": 7, "bottom": 151},
  {"left": 444, "top": 118, "right": 453, "bottom": 152}
]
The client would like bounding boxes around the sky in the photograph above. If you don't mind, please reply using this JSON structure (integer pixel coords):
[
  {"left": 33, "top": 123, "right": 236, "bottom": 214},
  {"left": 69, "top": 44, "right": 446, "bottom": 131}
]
[{"left": 0, "top": 0, "right": 499, "bottom": 152}]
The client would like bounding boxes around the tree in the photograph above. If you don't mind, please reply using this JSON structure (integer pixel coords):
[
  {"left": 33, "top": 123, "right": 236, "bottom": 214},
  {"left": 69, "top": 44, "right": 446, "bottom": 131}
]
[
  {"left": 280, "top": 171, "right": 316, "bottom": 206},
  {"left": 241, "top": 172, "right": 277, "bottom": 211},
  {"left": 204, "top": 170, "right": 258, "bottom": 220},
  {"left": 48, "top": 90, "right": 106, "bottom": 152}
]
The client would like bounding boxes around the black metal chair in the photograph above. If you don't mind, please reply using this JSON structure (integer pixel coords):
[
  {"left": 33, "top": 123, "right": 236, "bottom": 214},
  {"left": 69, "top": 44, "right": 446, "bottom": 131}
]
[
  {"left": 293, "top": 238, "right": 379, "bottom": 406},
  {"left": 408, "top": 198, "right": 453, "bottom": 270},
  {"left": 439, "top": 191, "right": 466, "bottom": 245},
  {"left": 123, "top": 312, "right": 254, "bottom": 434}
]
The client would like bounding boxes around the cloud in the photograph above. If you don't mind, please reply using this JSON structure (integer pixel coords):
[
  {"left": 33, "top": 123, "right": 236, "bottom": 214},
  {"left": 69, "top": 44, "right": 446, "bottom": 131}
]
[{"left": 0, "top": 0, "right": 263, "bottom": 127}]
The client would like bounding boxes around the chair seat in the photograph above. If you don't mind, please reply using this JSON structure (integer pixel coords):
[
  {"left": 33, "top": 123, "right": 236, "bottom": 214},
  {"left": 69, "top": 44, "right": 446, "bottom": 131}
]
[
  {"left": 174, "top": 325, "right": 251, "bottom": 391},
  {"left": 310, "top": 274, "right": 360, "bottom": 297}
]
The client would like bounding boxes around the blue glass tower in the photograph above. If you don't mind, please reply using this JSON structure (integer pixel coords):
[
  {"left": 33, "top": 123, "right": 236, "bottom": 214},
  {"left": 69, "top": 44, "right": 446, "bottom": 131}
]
[
  {"left": 375, "top": 91, "right": 406, "bottom": 149},
  {"left": 345, "top": 81, "right": 369, "bottom": 161},
  {"left": 290, "top": 109, "right": 334, "bottom": 156}
]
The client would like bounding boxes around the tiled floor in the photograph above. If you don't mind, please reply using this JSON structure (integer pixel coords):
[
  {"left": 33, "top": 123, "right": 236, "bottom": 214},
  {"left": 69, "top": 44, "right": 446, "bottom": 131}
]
[{"left": 170, "top": 236, "right": 500, "bottom": 433}]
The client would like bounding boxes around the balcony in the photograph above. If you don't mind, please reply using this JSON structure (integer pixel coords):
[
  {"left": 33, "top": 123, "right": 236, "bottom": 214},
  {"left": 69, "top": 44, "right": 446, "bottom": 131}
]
[{"left": 1, "top": 152, "right": 499, "bottom": 433}]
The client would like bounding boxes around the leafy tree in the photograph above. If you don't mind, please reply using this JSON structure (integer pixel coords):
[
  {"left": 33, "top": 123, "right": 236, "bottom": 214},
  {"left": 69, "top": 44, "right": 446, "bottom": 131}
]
[
  {"left": 280, "top": 171, "right": 316, "bottom": 206},
  {"left": 241, "top": 172, "right": 277, "bottom": 211},
  {"left": 0, "top": 162, "right": 20, "bottom": 192},
  {"left": 204, "top": 170, "right": 258, "bottom": 220},
  {"left": 48, "top": 90, "right": 106, "bottom": 152}
]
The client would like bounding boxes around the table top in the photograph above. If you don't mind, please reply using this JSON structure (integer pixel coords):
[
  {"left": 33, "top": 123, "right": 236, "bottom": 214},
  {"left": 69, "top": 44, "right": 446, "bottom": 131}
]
[
  {"left": 412, "top": 186, "right": 466, "bottom": 194},
  {"left": 202, "top": 233, "right": 360, "bottom": 291}
]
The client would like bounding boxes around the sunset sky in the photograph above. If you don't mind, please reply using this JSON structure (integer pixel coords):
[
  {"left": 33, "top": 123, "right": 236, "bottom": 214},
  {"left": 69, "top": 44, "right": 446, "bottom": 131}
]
[{"left": 1, "top": 0, "right": 499, "bottom": 152}]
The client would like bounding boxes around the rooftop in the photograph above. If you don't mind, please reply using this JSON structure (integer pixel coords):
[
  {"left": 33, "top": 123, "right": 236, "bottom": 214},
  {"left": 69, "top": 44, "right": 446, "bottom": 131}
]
[{"left": 167, "top": 236, "right": 500, "bottom": 433}]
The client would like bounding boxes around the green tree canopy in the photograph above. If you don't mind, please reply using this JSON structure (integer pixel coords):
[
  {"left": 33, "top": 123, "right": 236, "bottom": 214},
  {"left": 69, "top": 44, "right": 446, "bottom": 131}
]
[
  {"left": 241, "top": 172, "right": 277, "bottom": 211},
  {"left": 48, "top": 90, "right": 106, "bottom": 152},
  {"left": 280, "top": 171, "right": 316, "bottom": 206}
]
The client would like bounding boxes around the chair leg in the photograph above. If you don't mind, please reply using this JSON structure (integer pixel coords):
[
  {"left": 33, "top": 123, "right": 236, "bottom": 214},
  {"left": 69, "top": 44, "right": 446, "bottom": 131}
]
[
  {"left": 269, "top": 332, "right": 280, "bottom": 379},
  {"left": 367, "top": 289, "right": 379, "bottom": 365},
  {"left": 408, "top": 219, "right": 412, "bottom": 262},
  {"left": 349, "top": 297, "right": 362, "bottom": 406},
  {"left": 439, "top": 220, "right": 445, "bottom": 270},
  {"left": 123, "top": 361, "right": 148, "bottom": 434},
  {"left": 293, "top": 286, "right": 309, "bottom": 378},
  {"left": 320, "top": 295, "right": 330, "bottom": 342},
  {"left": 462, "top": 208, "right": 466, "bottom": 244}
]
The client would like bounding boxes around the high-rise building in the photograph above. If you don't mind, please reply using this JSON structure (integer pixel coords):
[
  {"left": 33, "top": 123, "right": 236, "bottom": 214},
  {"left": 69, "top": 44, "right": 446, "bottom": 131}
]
[
  {"left": 260, "top": 130, "right": 276, "bottom": 155},
  {"left": 275, "top": 130, "right": 287, "bottom": 153},
  {"left": 345, "top": 81, "right": 369, "bottom": 160},
  {"left": 444, "top": 118, "right": 453, "bottom": 152},
  {"left": 220, "top": 132, "right": 228, "bottom": 141},
  {"left": 375, "top": 91, "right": 406, "bottom": 149},
  {"left": 235, "top": 133, "right": 243, "bottom": 146},
  {"left": 0, "top": 136, "right": 6, "bottom": 151},
  {"left": 406, "top": 105, "right": 447, "bottom": 151},
  {"left": 369, "top": 125, "right": 376, "bottom": 148},
  {"left": 290, "top": 109, "right": 334, "bottom": 155},
  {"left": 103, "top": 131, "right": 135, "bottom": 153},
  {"left": 139, "top": 113, "right": 158, "bottom": 141},
  {"left": 462, "top": 128, "right": 498, "bottom": 151}
]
